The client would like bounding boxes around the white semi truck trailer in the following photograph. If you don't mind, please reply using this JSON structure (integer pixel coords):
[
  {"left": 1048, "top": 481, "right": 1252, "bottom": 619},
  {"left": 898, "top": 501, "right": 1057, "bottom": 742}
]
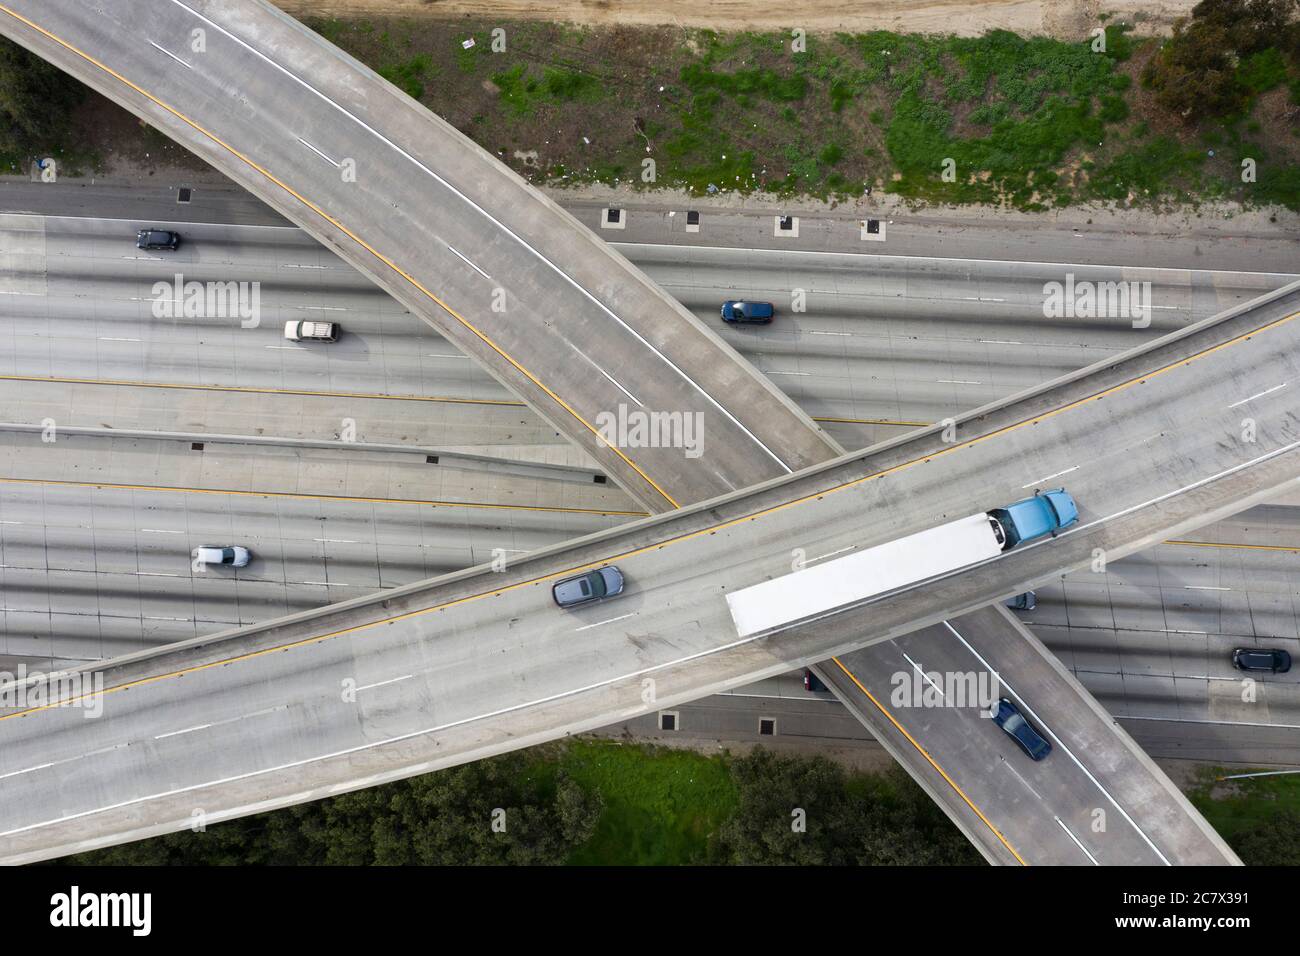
[{"left": 725, "top": 489, "right": 1078, "bottom": 639}]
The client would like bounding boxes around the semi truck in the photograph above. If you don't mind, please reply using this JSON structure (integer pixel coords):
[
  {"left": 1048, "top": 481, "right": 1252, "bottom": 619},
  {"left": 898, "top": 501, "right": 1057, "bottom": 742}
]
[{"left": 724, "top": 489, "right": 1078, "bottom": 638}]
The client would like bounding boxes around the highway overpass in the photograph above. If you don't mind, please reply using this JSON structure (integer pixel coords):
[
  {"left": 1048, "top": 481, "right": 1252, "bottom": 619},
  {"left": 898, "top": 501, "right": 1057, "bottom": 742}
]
[
  {"left": 0, "top": 278, "right": 1292, "bottom": 862},
  {"left": 0, "top": 0, "right": 838, "bottom": 510},
  {"left": 0, "top": 206, "right": 1267, "bottom": 861},
  {"left": 0, "top": 0, "right": 1265, "bottom": 862}
]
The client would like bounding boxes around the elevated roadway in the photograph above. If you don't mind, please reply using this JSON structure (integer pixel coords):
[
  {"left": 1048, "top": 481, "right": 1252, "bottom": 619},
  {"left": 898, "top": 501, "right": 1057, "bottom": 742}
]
[
  {"left": 0, "top": 0, "right": 838, "bottom": 510},
  {"left": 0, "top": 0, "right": 1271, "bottom": 857},
  {"left": 0, "top": 213, "right": 1271, "bottom": 860},
  {"left": 0, "top": 281, "right": 1293, "bottom": 861},
  {"left": 4, "top": 428, "right": 1296, "bottom": 764},
  {"left": 0, "top": 4, "right": 1258, "bottom": 864},
  {"left": 823, "top": 606, "right": 1231, "bottom": 865}
]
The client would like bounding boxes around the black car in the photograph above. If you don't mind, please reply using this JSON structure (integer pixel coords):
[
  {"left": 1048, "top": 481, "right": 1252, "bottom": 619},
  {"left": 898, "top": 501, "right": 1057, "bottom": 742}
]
[
  {"left": 1232, "top": 647, "right": 1292, "bottom": 674},
  {"left": 136, "top": 228, "right": 181, "bottom": 251},
  {"left": 990, "top": 697, "right": 1052, "bottom": 761}
]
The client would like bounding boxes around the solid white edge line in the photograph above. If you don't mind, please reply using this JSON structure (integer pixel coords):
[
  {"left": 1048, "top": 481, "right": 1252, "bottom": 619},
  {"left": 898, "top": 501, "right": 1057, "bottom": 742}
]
[{"left": 943, "top": 620, "right": 1172, "bottom": 866}]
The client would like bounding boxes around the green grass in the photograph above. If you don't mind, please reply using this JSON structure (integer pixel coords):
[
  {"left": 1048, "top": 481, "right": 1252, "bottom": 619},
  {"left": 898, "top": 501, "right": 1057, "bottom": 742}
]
[
  {"left": 680, "top": 62, "right": 807, "bottom": 102},
  {"left": 281, "top": 17, "right": 1300, "bottom": 211},
  {"left": 456, "top": 35, "right": 485, "bottom": 75},
  {"left": 644, "top": 25, "right": 1161, "bottom": 203},
  {"left": 876, "top": 29, "right": 1128, "bottom": 205},
  {"left": 1187, "top": 768, "right": 1300, "bottom": 841},
  {"left": 491, "top": 63, "right": 605, "bottom": 116},
  {"left": 378, "top": 53, "right": 433, "bottom": 100},
  {"left": 558, "top": 741, "right": 737, "bottom": 865},
  {"left": 1239, "top": 47, "right": 1290, "bottom": 95}
]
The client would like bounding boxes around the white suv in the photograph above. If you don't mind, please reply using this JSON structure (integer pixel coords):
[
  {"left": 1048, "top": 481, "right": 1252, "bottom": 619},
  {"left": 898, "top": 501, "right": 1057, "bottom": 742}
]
[{"left": 194, "top": 546, "right": 251, "bottom": 568}]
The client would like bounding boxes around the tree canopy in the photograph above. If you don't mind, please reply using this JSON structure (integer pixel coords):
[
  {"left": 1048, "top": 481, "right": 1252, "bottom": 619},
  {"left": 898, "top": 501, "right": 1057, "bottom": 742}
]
[
  {"left": 1142, "top": 0, "right": 1300, "bottom": 121},
  {"left": 0, "top": 37, "right": 85, "bottom": 158}
]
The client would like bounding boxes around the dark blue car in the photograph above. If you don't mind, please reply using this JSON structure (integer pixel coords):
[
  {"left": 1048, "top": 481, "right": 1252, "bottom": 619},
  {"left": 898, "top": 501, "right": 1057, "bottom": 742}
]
[
  {"left": 721, "top": 301, "right": 775, "bottom": 324},
  {"left": 991, "top": 698, "right": 1052, "bottom": 761},
  {"left": 136, "top": 228, "right": 181, "bottom": 251}
]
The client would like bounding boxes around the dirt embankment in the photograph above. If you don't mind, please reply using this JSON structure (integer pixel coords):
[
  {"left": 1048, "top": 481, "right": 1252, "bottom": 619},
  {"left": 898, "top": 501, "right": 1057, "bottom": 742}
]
[{"left": 273, "top": 0, "right": 1197, "bottom": 40}]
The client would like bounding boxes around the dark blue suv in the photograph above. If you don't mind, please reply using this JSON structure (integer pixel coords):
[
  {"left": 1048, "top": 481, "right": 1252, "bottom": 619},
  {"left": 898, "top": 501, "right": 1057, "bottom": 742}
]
[{"left": 721, "top": 301, "right": 775, "bottom": 324}]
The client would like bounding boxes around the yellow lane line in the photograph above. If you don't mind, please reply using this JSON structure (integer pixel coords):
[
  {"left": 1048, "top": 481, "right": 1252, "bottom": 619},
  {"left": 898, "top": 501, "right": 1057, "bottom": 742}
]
[
  {"left": 1166, "top": 539, "right": 1300, "bottom": 553},
  {"left": 0, "top": 4, "right": 680, "bottom": 508},
  {"left": 6, "top": 303, "right": 1298, "bottom": 723},
  {"left": 0, "top": 374, "right": 528, "bottom": 406},
  {"left": 2, "top": 470, "right": 1284, "bottom": 542},
  {"left": 828, "top": 657, "right": 1028, "bottom": 865},
  {"left": 0, "top": 374, "right": 926, "bottom": 427},
  {"left": 0, "top": 476, "right": 643, "bottom": 517},
  {"left": 814, "top": 415, "right": 931, "bottom": 427}
]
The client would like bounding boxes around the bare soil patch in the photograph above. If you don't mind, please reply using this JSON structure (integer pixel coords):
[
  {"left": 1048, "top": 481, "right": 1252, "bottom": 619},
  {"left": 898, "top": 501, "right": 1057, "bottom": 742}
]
[{"left": 275, "top": 0, "right": 1197, "bottom": 40}]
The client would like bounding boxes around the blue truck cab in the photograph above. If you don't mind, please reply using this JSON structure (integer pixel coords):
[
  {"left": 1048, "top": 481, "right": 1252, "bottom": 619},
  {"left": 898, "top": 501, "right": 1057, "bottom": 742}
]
[{"left": 989, "top": 488, "right": 1078, "bottom": 551}]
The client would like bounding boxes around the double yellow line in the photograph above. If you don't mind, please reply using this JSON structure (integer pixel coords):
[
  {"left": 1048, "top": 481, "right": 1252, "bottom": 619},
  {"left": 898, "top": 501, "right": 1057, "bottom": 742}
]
[
  {"left": 0, "top": 3, "right": 680, "bottom": 507},
  {"left": 0, "top": 373, "right": 531, "bottom": 406},
  {"left": 3, "top": 13, "right": 1297, "bottom": 851}
]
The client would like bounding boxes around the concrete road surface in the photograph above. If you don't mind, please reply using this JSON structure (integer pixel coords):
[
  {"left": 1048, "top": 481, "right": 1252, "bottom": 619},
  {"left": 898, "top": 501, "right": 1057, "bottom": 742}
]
[
  {"left": 3, "top": 214, "right": 1290, "bottom": 451},
  {"left": 0, "top": 209, "right": 1284, "bottom": 863},
  {"left": 0, "top": 4, "right": 1273, "bottom": 865},
  {"left": 0, "top": 0, "right": 839, "bottom": 509},
  {"left": 0, "top": 282, "right": 1293, "bottom": 861},
  {"left": 820, "top": 606, "right": 1234, "bottom": 865},
  {"left": 0, "top": 427, "right": 628, "bottom": 663}
]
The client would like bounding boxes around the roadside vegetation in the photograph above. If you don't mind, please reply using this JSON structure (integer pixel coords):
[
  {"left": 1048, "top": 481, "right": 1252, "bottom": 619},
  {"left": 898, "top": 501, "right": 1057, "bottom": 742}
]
[
  {"left": 58, "top": 743, "right": 982, "bottom": 865},
  {"left": 299, "top": 0, "right": 1300, "bottom": 210},
  {"left": 1187, "top": 767, "right": 1300, "bottom": 865},
  {"left": 0, "top": 38, "right": 87, "bottom": 172},
  {"left": 49, "top": 743, "right": 1300, "bottom": 866},
  {"left": 1, "top": 2, "right": 1296, "bottom": 210}
]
